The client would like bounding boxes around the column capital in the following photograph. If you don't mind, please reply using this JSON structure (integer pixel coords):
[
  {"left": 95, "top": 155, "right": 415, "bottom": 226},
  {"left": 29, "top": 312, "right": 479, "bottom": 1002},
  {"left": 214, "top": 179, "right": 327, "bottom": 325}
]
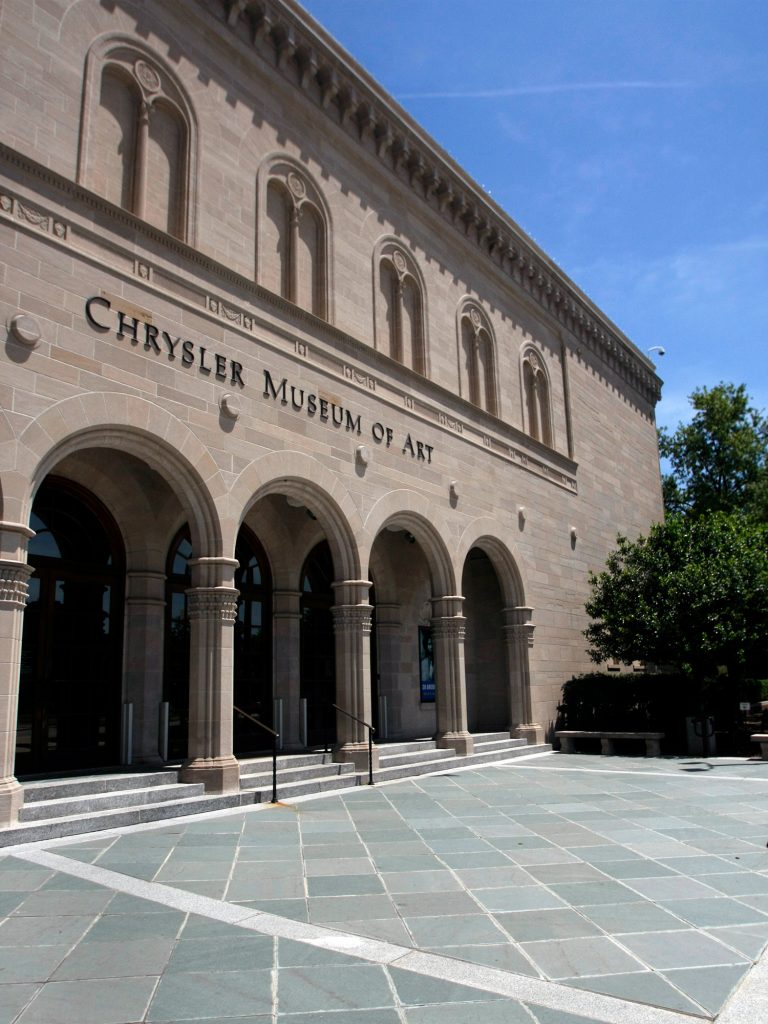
[
  {"left": 0, "top": 521, "right": 35, "bottom": 562},
  {"left": 186, "top": 587, "right": 239, "bottom": 623},
  {"left": 431, "top": 615, "right": 466, "bottom": 642},
  {"left": 0, "top": 560, "right": 33, "bottom": 608},
  {"left": 332, "top": 604, "right": 373, "bottom": 635}
]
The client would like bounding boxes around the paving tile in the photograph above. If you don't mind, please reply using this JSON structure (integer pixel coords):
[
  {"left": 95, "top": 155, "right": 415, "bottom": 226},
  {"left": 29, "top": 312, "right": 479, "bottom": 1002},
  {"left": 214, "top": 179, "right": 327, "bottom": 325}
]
[
  {"left": 226, "top": 875, "right": 305, "bottom": 900},
  {"left": 579, "top": 900, "right": 688, "bottom": 934},
  {"left": 405, "top": 913, "right": 507, "bottom": 946},
  {"left": 495, "top": 908, "right": 602, "bottom": 942},
  {"left": 523, "top": 863, "right": 607, "bottom": 884},
  {"left": 567, "top": 970, "right": 704, "bottom": 1014},
  {"left": 391, "top": 892, "right": 482, "bottom": 917},
  {"left": 340, "top": 917, "right": 415, "bottom": 944},
  {"left": 403, "top": 1000, "right": 533, "bottom": 1023},
  {"left": 380, "top": 870, "right": 462, "bottom": 894},
  {"left": 660, "top": 896, "right": 768, "bottom": 927},
  {"left": 662, "top": 963, "right": 752, "bottom": 1015},
  {"left": 547, "top": 880, "right": 640, "bottom": 906},
  {"left": 11, "top": 891, "right": 113, "bottom": 917},
  {"left": 278, "top": 1012, "right": 399, "bottom": 1024},
  {"left": 277, "top": 964, "right": 396, "bottom": 1013},
  {"left": 618, "top": 928, "right": 750, "bottom": 969},
  {"left": 52, "top": 936, "right": 176, "bottom": 980},
  {"left": 307, "top": 874, "right": 386, "bottom": 897},
  {"left": 0, "top": 913, "right": 94, "bottom": 947},
  {"left": 165, "top": 934, "right": 274, "bottom": 973},
  {"left": 623, "top": 875, "right": 720, "bottom": 901},
  {"left": 705, "top": 872, "right": 768, "bottom": 896},
  {"left": 231, "top": 898, "right": 309, "bottom": 922},
  {"left": 0, "top": 946, "right": 70, "bottom": 983},
  {"left": 81, "top": 910, "right": 185, "bottom": 942},
  {"left": 705, "top": 923, "right": 768, "bottom": 958},
  {"left": 0, "top": 984, "right": 40, "bottom": 1024},
  {"left": 592, "top": 858, "right": 676, "bottom": 879},
  {"left": 427, "top": 942, "right": 539, "bottom": 976},
  {"left": 474, "top": 886, "right": 567, "bottom": 913},
  {"left": 148, "top": 968, "right": 273, "bottom": 1020},
  {"left": 308, "top": 894, "right": 398, "bottom": 923},
  {"left": 304, "top": 858, "right": 376, "bottom": 876},
  {"left": 277, "top": 937, "right": 367, "bottom": 967},
  {"left": 451, "top": 866, "right": 534, "bottom": 888},
  {"left": 519, "top": 935, "right": 645, "bottom": 979},
  {"left": 388, "top": 966, "right": 509, "bottom": 1005},
  {"left": 17, "top": 977, "right": 158, "bottom": 1024}
]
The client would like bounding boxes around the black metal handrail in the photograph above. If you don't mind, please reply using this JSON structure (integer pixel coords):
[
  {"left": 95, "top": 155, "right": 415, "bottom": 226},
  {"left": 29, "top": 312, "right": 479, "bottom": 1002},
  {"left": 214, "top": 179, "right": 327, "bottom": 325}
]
[
  {"left": 333, "top": 703, "right": 376, "bottom": 785},
  {"left": 233, "top": 705, "right": 279, "bottom": 803}
]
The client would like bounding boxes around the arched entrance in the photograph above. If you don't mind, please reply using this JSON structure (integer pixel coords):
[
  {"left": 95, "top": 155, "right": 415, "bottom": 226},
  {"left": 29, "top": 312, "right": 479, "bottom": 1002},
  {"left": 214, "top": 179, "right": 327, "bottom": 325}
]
[
  {"left": 300, "top": 540, "right": 336, "bottom": 746},
  {"left": 463, "top": 546, "right": 507, "bottom": 732},
  {"left": 233, "top": 527, "right": 272, "bottom": 753},
  {"left": 17, "top": 478, "right": 125, "bottom": 774}
]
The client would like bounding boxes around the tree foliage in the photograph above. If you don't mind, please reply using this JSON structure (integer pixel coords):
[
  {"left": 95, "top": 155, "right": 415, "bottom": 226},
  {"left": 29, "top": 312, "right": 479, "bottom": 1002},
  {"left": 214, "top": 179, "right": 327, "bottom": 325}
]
[
  {"left": 585, "top": 512, "right": 768, "bottom": 680},
  {"left": 659, "top": 383, "right": 768, "bottom": 521}
]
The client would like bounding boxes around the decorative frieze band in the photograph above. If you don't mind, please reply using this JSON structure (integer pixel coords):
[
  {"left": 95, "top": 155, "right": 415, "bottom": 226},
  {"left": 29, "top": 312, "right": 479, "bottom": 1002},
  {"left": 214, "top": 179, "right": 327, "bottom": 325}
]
[
  {"left": 0, "top": 191, "right": 67, "bottom": 240},
  {"left": 431, "top": 616, "right": 466, "bottom": 642},
  {"left": 186, "top": 587, "right": 239, "bottom": 623},
  {"left": 331, "top": 604, "right": 373, "bottom": 635}
]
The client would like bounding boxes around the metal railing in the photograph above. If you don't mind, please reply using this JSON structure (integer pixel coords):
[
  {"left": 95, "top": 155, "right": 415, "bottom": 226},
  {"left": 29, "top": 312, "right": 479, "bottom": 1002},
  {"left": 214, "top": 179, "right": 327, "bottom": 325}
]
[
  {"left": 333, "top": 703, "right": 376, "bottom": 785},
  {"left": 233, "top": 705, "right": 280, "bottom": 803}
]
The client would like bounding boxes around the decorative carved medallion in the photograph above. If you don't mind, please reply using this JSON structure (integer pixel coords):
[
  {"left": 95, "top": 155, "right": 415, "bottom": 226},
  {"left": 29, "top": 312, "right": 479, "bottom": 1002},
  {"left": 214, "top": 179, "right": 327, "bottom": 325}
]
[
  {"left": 392, "top": 249, "right": 407, "bottom": 276},
  {"left": 287, "top": 172, "right": 306, "bottom": 199},
  {"left": 135, "top": 60, "right": 161, "bottom": 94}
]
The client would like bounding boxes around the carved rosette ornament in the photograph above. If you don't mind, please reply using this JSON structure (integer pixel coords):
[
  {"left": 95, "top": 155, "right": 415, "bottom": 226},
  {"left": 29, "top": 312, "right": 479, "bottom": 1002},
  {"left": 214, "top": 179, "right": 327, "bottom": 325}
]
[
  {"left": 185, "top": 588, "right": 239, "bottom": 624},
  {"left": 391, "top": 249, "right": 407, "bottom": 277},
  {"left": 287, "top": 171, "right": 306, "bottom": 199},
  {"left": 134, "top": 59, "right": 161, "bottom": 95},
  {"left": 0, "top": 563, "right": 33, "bottom": 608},
  {"left": 469, "top": 306, "right": 482, "bottom": 331}
]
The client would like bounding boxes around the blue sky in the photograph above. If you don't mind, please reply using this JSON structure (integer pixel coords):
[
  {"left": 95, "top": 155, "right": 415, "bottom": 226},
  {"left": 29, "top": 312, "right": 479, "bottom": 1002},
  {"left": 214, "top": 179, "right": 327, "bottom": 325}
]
[{"left": 300, "top": 0, "right": 768, "bottom": 433}]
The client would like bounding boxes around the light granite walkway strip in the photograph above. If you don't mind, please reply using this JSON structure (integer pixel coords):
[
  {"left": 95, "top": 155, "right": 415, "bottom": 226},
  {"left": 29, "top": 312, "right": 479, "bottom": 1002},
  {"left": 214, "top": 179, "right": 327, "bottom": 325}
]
[{"left": 15, "top": 848, "right": 701, "bottom": 1024}]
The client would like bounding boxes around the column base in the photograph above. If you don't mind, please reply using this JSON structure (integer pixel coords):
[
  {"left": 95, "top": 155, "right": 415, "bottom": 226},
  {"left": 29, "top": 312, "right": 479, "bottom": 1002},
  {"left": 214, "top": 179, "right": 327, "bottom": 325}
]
[
  {"left": 333, "top": 742, "right": 380, "bottom": 773},
  {"left": 436, "top": 731, "right": 474, "bottom": 756},
  {"left": 180, "top": 757, "right": 240, "bottom": 794},
  {"left": 0, "top": 776, "right": 23, "bottom": 828},
  {"left": 512, "top": 723, "right": 545, "bottom": 745}
]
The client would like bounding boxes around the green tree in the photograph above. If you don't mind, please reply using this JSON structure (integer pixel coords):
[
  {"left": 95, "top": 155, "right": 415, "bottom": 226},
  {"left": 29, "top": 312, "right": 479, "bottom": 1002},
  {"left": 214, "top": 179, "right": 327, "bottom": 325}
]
[
  {"left": 584, "top": 512, "right": 768, "bottom": 681},
  {"left": 659, "top": 383, "right": 768, "bottom": 520}
]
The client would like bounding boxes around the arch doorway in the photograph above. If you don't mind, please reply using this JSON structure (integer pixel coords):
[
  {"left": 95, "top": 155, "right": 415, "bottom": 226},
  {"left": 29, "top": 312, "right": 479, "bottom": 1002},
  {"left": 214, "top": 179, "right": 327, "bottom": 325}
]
[
  {"left": 17, "top": 478, "right": 125, "bottom": 774},
  {"left": 300, "top": 541, "right": 336, "bottom": 747},
  {"left": 233, "top": 528, "right": 273, "bottom": 754}
]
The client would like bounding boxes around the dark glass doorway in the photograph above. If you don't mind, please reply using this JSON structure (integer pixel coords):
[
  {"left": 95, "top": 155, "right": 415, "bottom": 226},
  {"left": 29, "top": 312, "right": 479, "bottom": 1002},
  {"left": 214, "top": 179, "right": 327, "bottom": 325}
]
[
  {"left": 233, "top": 528, "right": 272, "bottom": 754},
  {"left": 17, "top": 479, "right": 125, "bottom": 775},
  {"left": 300, "top": 541, "right": 336, "bottom": 747}
]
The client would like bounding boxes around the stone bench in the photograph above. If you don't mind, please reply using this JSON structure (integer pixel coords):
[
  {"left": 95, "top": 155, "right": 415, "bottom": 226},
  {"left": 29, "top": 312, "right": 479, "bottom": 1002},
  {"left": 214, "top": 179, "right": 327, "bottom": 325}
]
[
  {"left": 556, "top": 730, "right": 664, "bottom": 757},
  {"left": 750, "top": 734, "right": 768, "bottom": 760}
]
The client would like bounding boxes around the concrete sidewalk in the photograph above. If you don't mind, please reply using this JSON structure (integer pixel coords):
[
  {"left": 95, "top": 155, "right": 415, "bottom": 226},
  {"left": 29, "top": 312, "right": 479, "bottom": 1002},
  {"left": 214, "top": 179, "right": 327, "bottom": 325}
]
[{"left": 2, "top": 752, "right": 768, "bottom": 1022}]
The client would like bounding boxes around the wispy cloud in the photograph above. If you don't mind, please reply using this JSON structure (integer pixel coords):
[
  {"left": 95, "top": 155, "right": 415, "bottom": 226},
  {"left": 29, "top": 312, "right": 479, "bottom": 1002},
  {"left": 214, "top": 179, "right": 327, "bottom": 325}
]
[{"left": 398, "top": 80, "right": 698, "bottom": 100}]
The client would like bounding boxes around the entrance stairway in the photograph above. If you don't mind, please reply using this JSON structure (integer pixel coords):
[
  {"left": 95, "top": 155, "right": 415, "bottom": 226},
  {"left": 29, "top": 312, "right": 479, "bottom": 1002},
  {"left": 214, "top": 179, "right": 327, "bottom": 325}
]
[{"left": 2, "top": 733, "right": 549, "bottom": 846}]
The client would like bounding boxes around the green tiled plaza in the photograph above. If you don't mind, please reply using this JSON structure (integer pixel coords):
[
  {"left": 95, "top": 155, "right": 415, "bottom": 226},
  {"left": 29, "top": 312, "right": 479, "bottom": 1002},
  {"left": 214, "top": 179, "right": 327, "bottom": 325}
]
[{"left": 2, "top": 753, "right": 768, "bottom": 1022}]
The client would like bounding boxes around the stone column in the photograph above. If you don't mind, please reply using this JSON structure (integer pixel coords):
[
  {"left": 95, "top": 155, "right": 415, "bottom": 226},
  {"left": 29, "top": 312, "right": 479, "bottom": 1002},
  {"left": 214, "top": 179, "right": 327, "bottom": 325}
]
[
  {"left": 123, "top": 571, "right": 166, "bottom": 765},
  {"left": 272, "top": 589, "right": 302, "bottom": 750},
  {"left": 0, "top": 521, "right": 34, "bottom": 827},
  {"left": 432, "top": 595, "right": 474, "bottom": 756},
  {"left": 503, "top": 606, "right": 543, "bottom": 744},
  {"left": 331, "top": 579, "right": 378, "bottom": 772},
  {"left": 180, "top": 556, "right": 240, "bottom": 794}
]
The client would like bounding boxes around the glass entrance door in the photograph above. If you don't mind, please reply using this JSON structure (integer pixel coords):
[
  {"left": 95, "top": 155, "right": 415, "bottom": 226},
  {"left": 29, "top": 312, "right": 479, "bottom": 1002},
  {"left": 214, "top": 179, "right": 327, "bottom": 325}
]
[{"left": 17, "top": 480, "right": 124, "bottom": 775}]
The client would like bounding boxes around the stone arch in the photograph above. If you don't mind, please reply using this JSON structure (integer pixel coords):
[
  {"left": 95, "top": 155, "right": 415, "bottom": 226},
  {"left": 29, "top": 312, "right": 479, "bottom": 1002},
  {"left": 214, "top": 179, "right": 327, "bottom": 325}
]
[
  {"left": 456, "top": 519, "right": 528, "bottom": 608},
  {"left": 456, "top": 297, "right": 498, "bottom": 415},
  {"left": 78, "top": 33, "right": 199, "bottom": 243},
  {"left": 521, "top": 344, "right": 554, "bottom": 447},
  {"left": 17, "top": 393, "right": 224, "bottom": 556},
  {"left": 256, "top": 153, "right": 333, "bottom": 321},
  {"left": 372, "top": 236, "right": 429, "bottom": 376},
  {"left": 228, "top": 449, "right": 362, "bottom": 582},
  {"left": 363, "top": 490, "right": 455, "bottom": 595}
]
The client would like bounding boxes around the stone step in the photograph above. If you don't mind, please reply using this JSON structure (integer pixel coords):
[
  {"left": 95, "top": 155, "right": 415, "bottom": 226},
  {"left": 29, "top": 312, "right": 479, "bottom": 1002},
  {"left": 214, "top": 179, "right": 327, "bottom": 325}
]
[
  {"left": 18, "top": 782, "right": 206, "bottom": 823},
  {"left": 472, "top": 737, "right": 527, "bottom": 754},
  {"left": 240, "top": 761, "right": 356, "bottom": 790},
  {"left": 374, "top": 739, "right": 437, "bottom": 755},
  {"left": 0, "top": 791, "right": 248, "bottom": 848},
  {"left": 373, "top": 741, "right": 549, "bottom": 784},
  {"left": 470, "top": 731, "right": 516, "bottom": 744},
  {"left": 21, "top": 770, "right": 182, "bottom": 803},
  {"left": 453, "top": 743, "right": 552, "bottom": 771},
  {"left": 250, "top": 773, "right": 362, "bottom": 804},
  {"left": 377, "top": 747, "right": 456, "bottom": 768},
  {"left": 238, "top": 752, "right": 335, "bottom": 773}
]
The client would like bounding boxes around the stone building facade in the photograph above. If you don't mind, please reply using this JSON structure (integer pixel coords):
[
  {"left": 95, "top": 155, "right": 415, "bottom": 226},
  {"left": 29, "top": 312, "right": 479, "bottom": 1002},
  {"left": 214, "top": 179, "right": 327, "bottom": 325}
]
[{"left": 0, "top": 0, "right": 663, "bottom": 826}]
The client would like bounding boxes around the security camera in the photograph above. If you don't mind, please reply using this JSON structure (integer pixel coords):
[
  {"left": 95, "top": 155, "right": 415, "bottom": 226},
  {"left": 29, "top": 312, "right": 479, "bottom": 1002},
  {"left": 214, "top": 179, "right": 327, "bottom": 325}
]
[{"left": 647, "top": 346, "right": 665, "bottom": 358}]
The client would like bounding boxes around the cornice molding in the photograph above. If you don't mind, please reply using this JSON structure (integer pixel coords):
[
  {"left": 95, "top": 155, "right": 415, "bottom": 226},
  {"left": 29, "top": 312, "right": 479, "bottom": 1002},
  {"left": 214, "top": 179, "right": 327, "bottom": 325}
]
[{"left": 212, "top": 0, "right": 661, "bottom": 405}]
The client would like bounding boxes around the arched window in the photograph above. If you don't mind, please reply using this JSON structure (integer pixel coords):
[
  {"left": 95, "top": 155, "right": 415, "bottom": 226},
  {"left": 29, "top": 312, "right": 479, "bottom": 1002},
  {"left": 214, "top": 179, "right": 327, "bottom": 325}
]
[
  {"left": 79, "top": 39, "right": 196, "bottom": 241},
  {"left": 522, "top": 348, "right": 553, "bottom": 446},
  {"left": 457, "top": 302, "right": 497, "bottom": 414},
  {"left": 259, "top": 161, "right": 329, "bottom": 319},
  {"left": 375, "top": 243, "right": 427, "bottom": 375}
]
